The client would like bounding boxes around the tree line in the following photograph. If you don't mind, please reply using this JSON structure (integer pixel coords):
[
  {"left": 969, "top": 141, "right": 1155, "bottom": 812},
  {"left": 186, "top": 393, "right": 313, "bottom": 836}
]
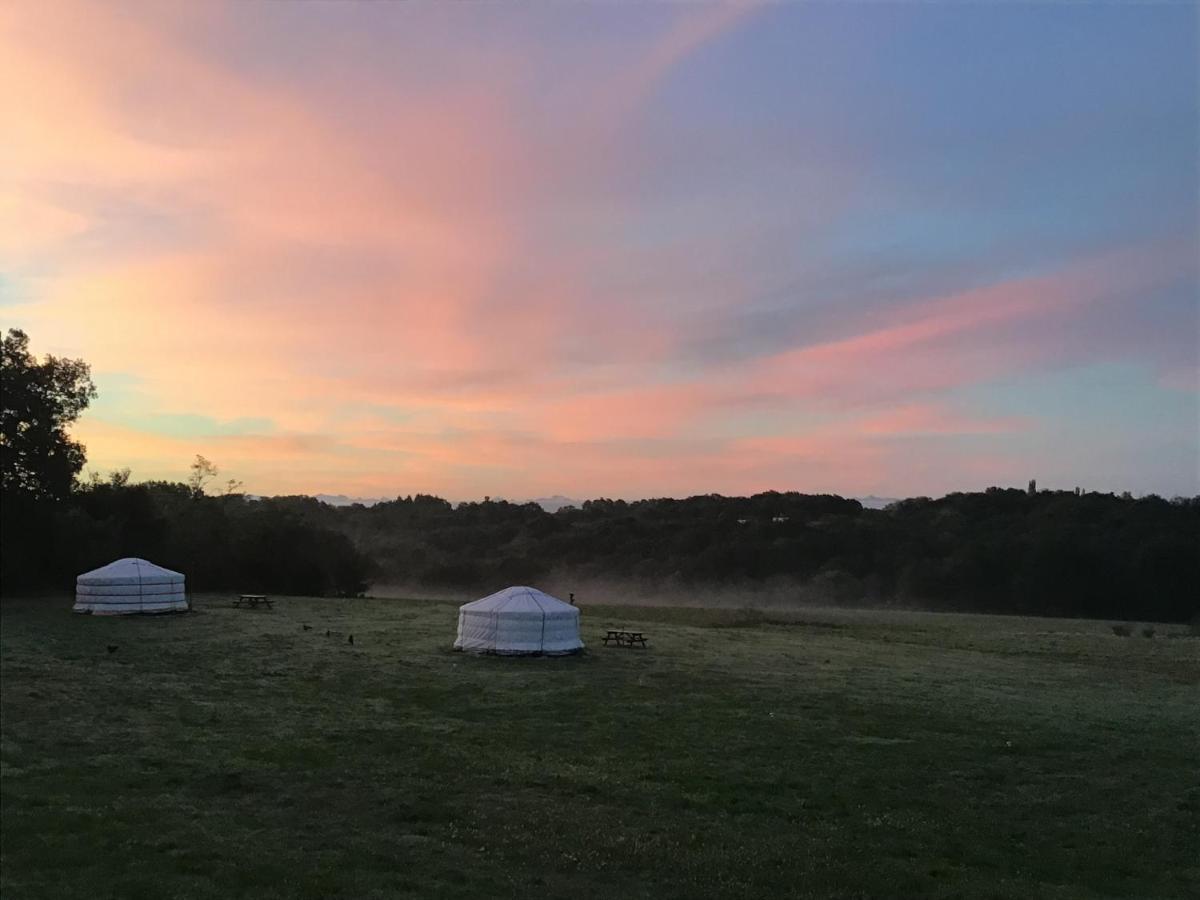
[
  {"left": 331, "top": 489, "right": 1198, "bottom": 622},
  {"left": 1, "top": 330, "right": 368, "bottom": 598},
  {"left": 2, "top": 328, "right": 1197, "bottom": 620}
]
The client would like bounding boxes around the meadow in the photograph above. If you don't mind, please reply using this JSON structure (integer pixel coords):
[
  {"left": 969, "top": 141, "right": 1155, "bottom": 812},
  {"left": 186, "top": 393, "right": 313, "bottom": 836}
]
[{"left": 1, "top": 594, "right": 1197, "bottom": 899}]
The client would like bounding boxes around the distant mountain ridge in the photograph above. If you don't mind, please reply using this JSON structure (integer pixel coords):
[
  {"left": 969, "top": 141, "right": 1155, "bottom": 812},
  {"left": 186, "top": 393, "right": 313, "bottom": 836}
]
[
  {"left": 528, "top": 495, "right": 581, "bottom": 511},
  {"left": 310, "top": 493, "right": 584, "bottom": 510},
  {"left": 307, "top": 493, "right": 903, "bottom": 511},
  {"left": 524, "top": 496, "right": 904, "bottom": 511},
  {"left": 313, "top": 493, "right": 388, "bottom": 507},
  {"left": 857, "top": 495, "right": 901, "bottom": 509}
]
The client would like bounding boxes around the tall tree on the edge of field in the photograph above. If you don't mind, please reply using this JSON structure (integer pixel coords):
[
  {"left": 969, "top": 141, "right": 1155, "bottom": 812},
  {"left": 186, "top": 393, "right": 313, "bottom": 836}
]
[
  {"left": 0, "top": 329, "right": 97, "bottom": 500},
  {"left": 187, "top": 454, "right": 219, "bottom": 499}
]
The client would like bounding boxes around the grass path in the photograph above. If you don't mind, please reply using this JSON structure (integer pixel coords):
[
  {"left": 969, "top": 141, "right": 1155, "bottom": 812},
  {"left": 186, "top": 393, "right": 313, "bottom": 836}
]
[{"left": 2, "top": 595, "right": 1198, "bottom": 899}]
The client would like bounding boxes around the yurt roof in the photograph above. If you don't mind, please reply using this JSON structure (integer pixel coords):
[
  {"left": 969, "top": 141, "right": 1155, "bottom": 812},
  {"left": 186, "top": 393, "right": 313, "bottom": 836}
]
[
  {"left": 77, "top": 557, "right": 183, "bottom": 583},
  {"left": 460, "top": 585, "right": 574, "bottom": 614}
]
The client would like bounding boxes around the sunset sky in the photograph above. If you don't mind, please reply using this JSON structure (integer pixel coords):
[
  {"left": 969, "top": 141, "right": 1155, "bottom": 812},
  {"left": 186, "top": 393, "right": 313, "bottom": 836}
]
[{"left": 3, "top": 1, "right": 1197, "bottom": 501}]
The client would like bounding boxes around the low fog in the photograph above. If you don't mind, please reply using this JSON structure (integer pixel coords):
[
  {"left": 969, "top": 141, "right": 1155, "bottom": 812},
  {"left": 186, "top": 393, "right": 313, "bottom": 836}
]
[{"left": 369, "top": 571, "right": 889, "bottom": 611}]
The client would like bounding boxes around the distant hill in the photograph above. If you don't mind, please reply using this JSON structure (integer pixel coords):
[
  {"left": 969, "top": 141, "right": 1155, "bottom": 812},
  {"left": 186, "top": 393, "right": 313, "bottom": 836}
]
[
  {"left": 535, "top": 495, "right": 901, "bottom": 511},
  {"left": 308, "top": 493, "right": 900, "bottom": 511},
  {"left": 530, "top": 495, "right": 582, "bottom": 512},
  {"left": 310, "top": 494, "right": 584, "bottom": 509},
  {"left": 857, "top": 495, "right": 901, "bottom": 510},
  {"left": 314, "top": 493, "right": 387, "bottom": 507},
  {"left": 533, "top": 495, "right": 903, "bottom": 511}
]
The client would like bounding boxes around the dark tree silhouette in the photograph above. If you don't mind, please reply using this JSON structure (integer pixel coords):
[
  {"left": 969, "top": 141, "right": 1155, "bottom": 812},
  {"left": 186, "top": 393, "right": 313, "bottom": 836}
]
[
  {"left": 1, "top": 329, "right": 96, "bottom": 500},
  {"left": 187, "top": 454, "right": 218, "bottom": 498}
]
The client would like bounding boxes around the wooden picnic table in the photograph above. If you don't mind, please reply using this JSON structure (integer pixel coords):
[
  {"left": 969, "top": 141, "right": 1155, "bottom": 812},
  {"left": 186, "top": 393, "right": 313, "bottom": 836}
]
[
  {"left": 233, "top": 594, "right": 273, "bottom": 609},
  {"left": 602, "top": 629, "right": 648, "bottom": 648}
]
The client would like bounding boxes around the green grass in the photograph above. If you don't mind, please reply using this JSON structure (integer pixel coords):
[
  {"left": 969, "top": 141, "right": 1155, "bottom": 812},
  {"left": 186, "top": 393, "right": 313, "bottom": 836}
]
[{"left": 2, "top": 595, "right": 1198, "bottom": 899}]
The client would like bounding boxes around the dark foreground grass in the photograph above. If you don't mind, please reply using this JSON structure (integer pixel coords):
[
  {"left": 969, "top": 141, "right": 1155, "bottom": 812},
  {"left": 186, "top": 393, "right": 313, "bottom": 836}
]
[{"left": 2, "top": 595, "right": 1197, "bottom": 900}]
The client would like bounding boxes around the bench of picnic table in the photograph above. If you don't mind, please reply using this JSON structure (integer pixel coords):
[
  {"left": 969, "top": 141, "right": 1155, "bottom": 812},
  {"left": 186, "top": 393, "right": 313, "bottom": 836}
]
[
  {"left": 603, "top": 629, "right": 648, "bottom": 648},
  {"left": 233, "top": 594, "right": 273, "bottom": 609}
]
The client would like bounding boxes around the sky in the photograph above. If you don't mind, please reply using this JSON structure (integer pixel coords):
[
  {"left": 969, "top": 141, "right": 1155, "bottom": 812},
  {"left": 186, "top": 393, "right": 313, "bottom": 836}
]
[{"left": 2, "top": 0, "right": 1197, "bottom": 501}]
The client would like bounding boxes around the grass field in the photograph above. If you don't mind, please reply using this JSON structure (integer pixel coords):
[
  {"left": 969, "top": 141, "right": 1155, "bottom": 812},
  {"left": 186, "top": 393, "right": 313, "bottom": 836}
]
[{"left": 2, "top": 595, "right": 1198, "bottom": 899}]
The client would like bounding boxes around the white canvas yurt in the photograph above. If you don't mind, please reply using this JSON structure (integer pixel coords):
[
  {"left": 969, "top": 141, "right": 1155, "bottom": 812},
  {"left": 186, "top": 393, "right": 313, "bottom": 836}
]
[
  {"left": 74, "top": 558, "right": 188, "bottom": 615},
  {"left": 454, "top": 586, "right": 584, "bottom": 655}
]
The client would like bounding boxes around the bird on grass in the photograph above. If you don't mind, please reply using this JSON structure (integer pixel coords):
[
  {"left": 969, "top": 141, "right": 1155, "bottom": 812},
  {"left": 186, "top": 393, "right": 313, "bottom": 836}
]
[
  {"left": 348, "top": 635, "right": 354, "bottom": 645},
  {"left": 302, "top": 624, "right": 312, "bottom": 631},
  {"left": 106, "top": 645, "right": 118, "bottom": 654}
]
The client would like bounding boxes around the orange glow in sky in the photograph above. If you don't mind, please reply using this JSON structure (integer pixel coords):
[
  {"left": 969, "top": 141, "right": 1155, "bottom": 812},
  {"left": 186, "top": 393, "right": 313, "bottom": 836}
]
[{"left": 3, "top": 1, "right": 1197, "bottom": 500}]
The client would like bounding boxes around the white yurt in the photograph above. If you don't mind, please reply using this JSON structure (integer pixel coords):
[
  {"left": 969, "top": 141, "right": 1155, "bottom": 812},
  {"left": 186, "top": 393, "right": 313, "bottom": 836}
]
[
  {"left": 74, "top": 558, "right": 188, "bottom": 615},
  {"left": 454, "top": 586, "right": 584, "bottom": 655}
]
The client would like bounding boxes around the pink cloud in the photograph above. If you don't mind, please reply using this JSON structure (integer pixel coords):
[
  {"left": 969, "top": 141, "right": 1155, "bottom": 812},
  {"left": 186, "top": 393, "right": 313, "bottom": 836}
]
[
  {"left": 600, "top": 1, "right": 762, "bottom": 130},
  {"left": 734, "top": 239, "right": 1193, "bottom": 410}
]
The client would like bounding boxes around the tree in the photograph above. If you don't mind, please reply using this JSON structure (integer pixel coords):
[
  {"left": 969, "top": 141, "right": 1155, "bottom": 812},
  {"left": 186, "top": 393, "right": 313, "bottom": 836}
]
[
  {"left": 187, "top": 454, "right": 218, "bottom": 498},
  {"left": 0, "top": 329, "right": 97, "bottom": 500}
]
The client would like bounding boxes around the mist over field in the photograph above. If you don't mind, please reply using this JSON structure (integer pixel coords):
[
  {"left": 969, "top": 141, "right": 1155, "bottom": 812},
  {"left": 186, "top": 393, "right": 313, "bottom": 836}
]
[{"left": 372, "top": 572, "right": 884, "bottom": 611}]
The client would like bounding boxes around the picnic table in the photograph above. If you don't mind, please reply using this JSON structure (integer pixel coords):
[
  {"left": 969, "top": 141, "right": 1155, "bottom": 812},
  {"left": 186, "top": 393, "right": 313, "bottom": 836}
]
[
  {"left": 233, "top": 594, "right": 273, "bottom": 610},
  {"left": 602, "top": 630, "right": 648, "bottom": 648}
]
